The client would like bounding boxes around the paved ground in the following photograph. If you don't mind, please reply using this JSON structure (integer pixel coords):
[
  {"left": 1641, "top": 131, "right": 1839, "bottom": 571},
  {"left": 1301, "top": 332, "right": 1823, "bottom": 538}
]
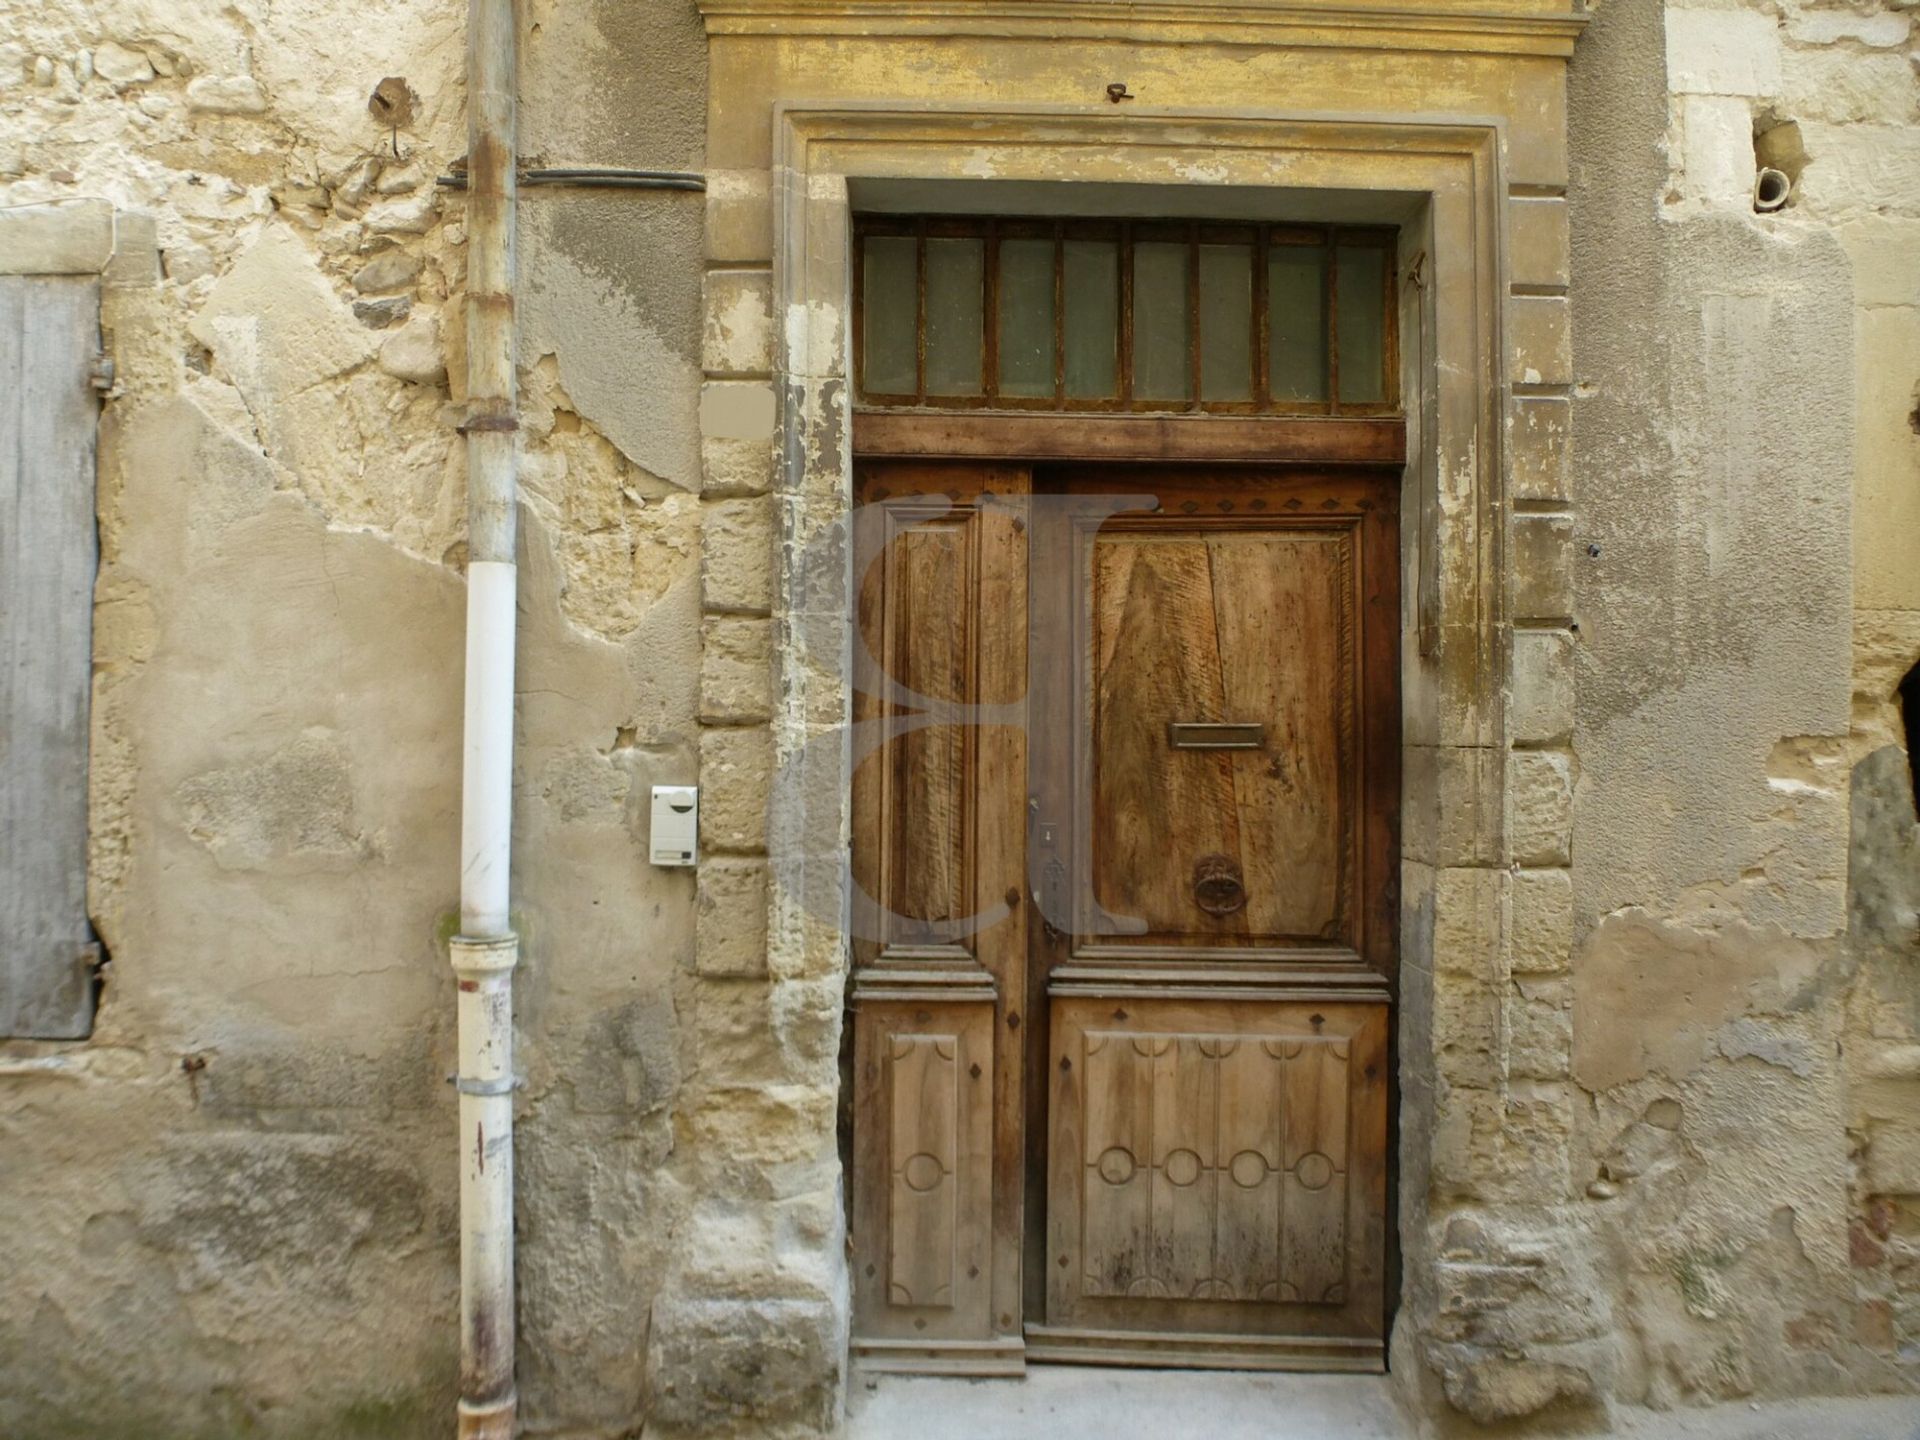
[
  {"left": 847, "top": 1369, "right": 1407, "bottom": 1439},
  {"left": 845, "top": 1368, "right": 1920, "bottom": 1440}
]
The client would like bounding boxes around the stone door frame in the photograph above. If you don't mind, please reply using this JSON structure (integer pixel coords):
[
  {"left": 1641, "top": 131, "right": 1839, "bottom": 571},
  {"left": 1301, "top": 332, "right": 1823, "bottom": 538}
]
[{"left": 749, "top": 100, "right": 1562, "bottom": 1391}]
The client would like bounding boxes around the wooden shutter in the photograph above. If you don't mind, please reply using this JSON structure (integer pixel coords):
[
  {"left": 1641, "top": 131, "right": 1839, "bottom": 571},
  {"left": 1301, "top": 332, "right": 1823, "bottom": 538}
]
[{"left": 2, "top": 276, "right": 101, "bottom": 1038}]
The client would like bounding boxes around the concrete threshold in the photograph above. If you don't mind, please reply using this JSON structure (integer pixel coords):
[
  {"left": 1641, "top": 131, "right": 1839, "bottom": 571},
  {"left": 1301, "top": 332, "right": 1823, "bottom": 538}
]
[
  {"left": 844, "top": 1369, "right": 1920, "bottom": 1440},
  {"left": 846, "top": 1368, "right": 1409, "bottom": 1439}
]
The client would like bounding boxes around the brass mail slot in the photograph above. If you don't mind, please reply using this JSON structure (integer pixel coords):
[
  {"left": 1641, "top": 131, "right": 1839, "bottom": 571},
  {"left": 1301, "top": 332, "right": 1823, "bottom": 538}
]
[{"left": 1168, "top": 722, "right": 1266, "bottom": 750}]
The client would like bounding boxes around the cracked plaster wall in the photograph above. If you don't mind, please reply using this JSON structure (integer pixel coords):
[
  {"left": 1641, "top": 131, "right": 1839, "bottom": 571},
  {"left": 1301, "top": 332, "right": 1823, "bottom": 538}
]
[
  {"left": 1564, "top": 0, "right": 1920, "bottom": 1416},
  {"left": 0, "top": 0, "right": 709, "bottom": 1436},
  {"left": 3, "top": 0, "right": 1918, "bottom": 1435}
]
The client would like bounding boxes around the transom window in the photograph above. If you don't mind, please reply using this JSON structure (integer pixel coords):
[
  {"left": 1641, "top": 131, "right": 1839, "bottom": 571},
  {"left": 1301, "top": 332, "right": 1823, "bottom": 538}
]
[{"left": 854, "top": 216, "right": 1399, "bottom": 416}]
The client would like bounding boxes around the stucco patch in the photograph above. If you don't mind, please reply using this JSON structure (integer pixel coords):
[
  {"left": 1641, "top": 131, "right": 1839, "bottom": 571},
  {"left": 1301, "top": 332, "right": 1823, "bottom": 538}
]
[
  {"left": 1572, "top": 909, "right": 1827, "bottom": 1092},
  {"left": 175, "top": 729, "right": 374, "bottom": 871}
]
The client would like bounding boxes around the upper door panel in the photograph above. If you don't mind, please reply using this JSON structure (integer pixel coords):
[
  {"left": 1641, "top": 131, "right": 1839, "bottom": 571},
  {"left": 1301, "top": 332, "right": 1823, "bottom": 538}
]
[{"left": 1088, "top": 522, "right": 1356, "bottom": 947}]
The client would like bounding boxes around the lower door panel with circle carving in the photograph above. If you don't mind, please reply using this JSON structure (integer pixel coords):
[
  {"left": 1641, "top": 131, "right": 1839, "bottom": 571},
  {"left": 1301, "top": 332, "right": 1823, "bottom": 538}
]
[
  {"left": 1025, "top": 466, "right": 1397, "bottom": 1369},
  {"left": 1035, "top": 999, "right": 1388, "bottom": 1367}
]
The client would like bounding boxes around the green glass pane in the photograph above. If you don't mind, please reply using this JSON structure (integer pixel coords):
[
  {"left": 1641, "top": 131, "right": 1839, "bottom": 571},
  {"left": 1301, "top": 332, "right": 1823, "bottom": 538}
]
[
  {"left": 925, "top": 237, "right": 984, "bottom": 396},
  {"left": 1336, "top": 240, "right": 1389, "bottom": 405},
  {"left": 1267, "top": 242, "right": 1327, "bottom": 404},
  {"left": 997, "top": 238, "right": 1055, "bottom": 399},
  {"left": 1062, "top": 239, "right": 1119, "bottom": 399},
  {"left": 1198, "top": 243, "right": 1253, "bottom": 402},
  {"left": 1132, "top": 241, "right": 1191, "bottom": 402},
  {"left": 862, "top": 235, "right": 918, "bottom": 396}
]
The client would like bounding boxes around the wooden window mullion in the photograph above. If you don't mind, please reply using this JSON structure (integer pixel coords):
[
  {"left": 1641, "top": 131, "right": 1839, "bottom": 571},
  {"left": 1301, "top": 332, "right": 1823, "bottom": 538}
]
[
  {"left": 1052, "top": 222, "right": 1065, "bottom": 410},
  {"left": 914, "top": 218, "right": 928, "bottom": 405},
  {"left": 984, "top": 218, "right": 1000, "bottom": 405},
  {"left": 852, "top": 212, "right": 1397, "bottom": 420},
  {"left": 1187, "top": 221, "right": 1201, "bottom": 413},
  {"left": 1254, "top": 225, "right": 1271, "bottom": 410},
  {"left": 1119, "top": 221, "right": 1135, "bottom": 408},
  {"left": 1326, "top": 224, "right": 1342, "bottom": 415}
]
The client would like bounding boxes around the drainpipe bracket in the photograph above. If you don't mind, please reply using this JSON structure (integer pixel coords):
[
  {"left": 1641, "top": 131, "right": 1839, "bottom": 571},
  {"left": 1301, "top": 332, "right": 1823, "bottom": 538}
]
[
  {"left": 449, "top": 1073, "right": 525, "bottom": 1096},
  {"left": 455, "top": 1394, "right": 517, "bottom": 1440},
  {"left": 449, "top": 934, "right": 519, "bottom": 976}
]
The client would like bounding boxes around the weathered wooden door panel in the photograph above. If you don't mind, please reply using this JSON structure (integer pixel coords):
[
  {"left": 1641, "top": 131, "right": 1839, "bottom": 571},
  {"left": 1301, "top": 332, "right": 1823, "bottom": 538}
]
[
  {"left": 1, "top": 276, "right": 100, "bottom": 1040},
  {"left": 849, "top": 460, "right": 1398, "bottom": 1376},
  {"left": 851, "top": 1000, "right": 998, "bottom": 1352},
  {"left": 1089, "top": 528, "right": 1354, "bottom": 943},
  {"left": 1040, "top": 998, "right": 1388, "bottom": 1367},
  {"left": 849, "top": 461, "right": 1029, "bottom": 1375},
  {"left": 1032, "top": 467, "right": 1398, "bottom": 1370}
]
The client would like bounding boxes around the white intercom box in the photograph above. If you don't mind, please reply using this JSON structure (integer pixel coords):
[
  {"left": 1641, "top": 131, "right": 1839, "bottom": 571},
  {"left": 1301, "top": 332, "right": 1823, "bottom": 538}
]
[{"left": 650, "top": 785, "right": 698, "bottom": 866}]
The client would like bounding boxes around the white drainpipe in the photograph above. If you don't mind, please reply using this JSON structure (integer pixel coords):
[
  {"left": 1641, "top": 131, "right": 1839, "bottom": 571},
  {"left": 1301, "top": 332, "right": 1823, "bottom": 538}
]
[{"left": 451, "top": 0, "right": 519, "bottom": 1432}]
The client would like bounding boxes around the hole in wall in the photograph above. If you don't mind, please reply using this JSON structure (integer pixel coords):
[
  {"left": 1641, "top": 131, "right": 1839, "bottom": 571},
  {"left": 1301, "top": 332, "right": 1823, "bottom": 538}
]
[
  {"left": 1753, "top": 119, "right": 1806, "bottom": 211},
  {"left": 1897, "top": 657, "right": 1920, "bottom": 821}
]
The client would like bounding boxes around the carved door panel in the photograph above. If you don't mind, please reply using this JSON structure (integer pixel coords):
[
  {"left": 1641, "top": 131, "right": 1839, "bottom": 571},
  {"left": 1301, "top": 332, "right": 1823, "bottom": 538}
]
[
  {"left": 849, "top": 461, "right": 1029, "bottom": 1375},
  {"left": 1029, "top": 468, "right": 1398, "bottom": 1370},
  {"left": 848, "top": 461, "right": 1398, "bottom": 1375}
]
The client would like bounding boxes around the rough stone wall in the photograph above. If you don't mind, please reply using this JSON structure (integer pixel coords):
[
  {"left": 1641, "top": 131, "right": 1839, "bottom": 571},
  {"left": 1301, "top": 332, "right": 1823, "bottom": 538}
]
[
  {"left": 1561, "top": 0, "right": 1920, "bottom": 1417},
  {"left": 0, "top": 1, "right": 711, "bottom": 1436},
  {"left": 3, "top": 0, "right": 1916, "bottom": 1436}
]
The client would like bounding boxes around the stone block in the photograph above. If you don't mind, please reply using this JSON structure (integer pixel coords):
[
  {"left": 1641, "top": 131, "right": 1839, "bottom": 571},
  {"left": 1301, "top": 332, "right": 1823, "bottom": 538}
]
[
  {"left": 1678, "top": 94, "right": 1758, "bottom": 209},
  {"left": 1430, "top": 1344, "right": 1602, "bottom": 1424},
  {"left": 376, "top": 312, "right": 444, "bottom": 386},
  {"left": 92, "top": 41, "right": 155, "bottom": 86},
  {"left": 1508, "top": 197, "right": 1569, "bottom": 291},
  {"left": 188, "top": 226, "right": 376, "bottom": 395},
  {"left": 1509, "top": 295, "right": 1570, "bottom": 387},
  {"left": 1509, "top": 396, "right": 1571, "bottom": 503},
  {"left": 1796, "top": 122, "right": 1920, "bottom": 220},
  {"left": 786, "top": 494, "right": 850, "bottom": 617},
  {"left": 1788, "top": 10, "right": 1910, "bottom": 48},
  {"left": 351, "top": 250, "right": 422, "bottom": 294},
  {"left": 788, "top": 374, "right": 852, "bottom": 498},
  {"left": 352, "top": 295, "right": 411, "bottom": 328},
  {"left": 706, "top": 168, "right": 774, "bottom": 264},
  {"left": 700, "top": 616, "right": 774, "bottom": 724},
  {"left": 1430, "top": 1087, "right": 1503, "bottom": 1196},
  {"left": 696, "top": 858, "right": 769, "bottom": 977},
  {"left": 688, "top": 1086, "right": 838, "bottom": 1175},
  {"left": 702, "top": 432, "right": 775, "bottom": 497},
  {"left": 1511, "top": 867, "right": 1572, "bottom": 976},
  {"left": 701, "top": 381, "right": 777, "bottom": 444},
  {"left": 645, "top": 1294, "right": 840, "bottom": 1435},
  {"left": 1511, "top": 630, "right": 1574, "bottom": 745},
  {"left": 1511, "top": 514, "right": 1573, "bottom": 623},
  {"left": 699, "top": 725, "right": 772, "bottom": 853},
  {"left": 185, "top": 75, "right": 268, "bottom": 113},
  {"left": 701, "top": 497, "right": 774, "bottom": 616},
  {"left": 0, "top": 198, "right": 113, "bottom": 274},
  {"left": 1667, "top": 9, "right": 1782, "bottom": 98},
  {"left": 1430, "top": 1232, "right": 1605, "bottom": 1351},
  {"left": 1433, "top": 865, "right": 1504, "bottom": 979},
  {"left": 1857, "top": 308, "right": 1920, "bottom": 613},
  {"left": 1407, "top": 746, "right": 1501, "bottom": 868},
  {"left": 703, "top": 268, "right": 774, "bottom": 376},
  {"left": 771, "top": 882, "right": 853, "bottom": 983},
  {"left": 1495, "top": 1082, "right": 1576, "bottom": 1201},
  {"left": 364, "top": 192, "right": 437, "bottom": 236},
  {"left": 1509, "top": 750, "right": 1573, "bottom": 867},
  {"left": 1838, "top": 216, "right": 1920, "bottom": 309},
  {"left": 1783, "top": 51, "right": 1916, "bottom": 127},
  {"left": 101, "top": 212, "right": 158, "bottom": 289},
  {"left": 1435, "top": 980, "right": 1502, "bottom": 1090},
  {"left": 1508, "top": 977, "right": 1573, "bottom": 1081}
]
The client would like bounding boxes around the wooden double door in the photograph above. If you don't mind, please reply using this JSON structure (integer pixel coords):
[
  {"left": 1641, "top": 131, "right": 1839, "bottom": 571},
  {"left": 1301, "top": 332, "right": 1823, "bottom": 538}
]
[{"left": 849, "top": 459, "right": 1398, "bottom": 1374}]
